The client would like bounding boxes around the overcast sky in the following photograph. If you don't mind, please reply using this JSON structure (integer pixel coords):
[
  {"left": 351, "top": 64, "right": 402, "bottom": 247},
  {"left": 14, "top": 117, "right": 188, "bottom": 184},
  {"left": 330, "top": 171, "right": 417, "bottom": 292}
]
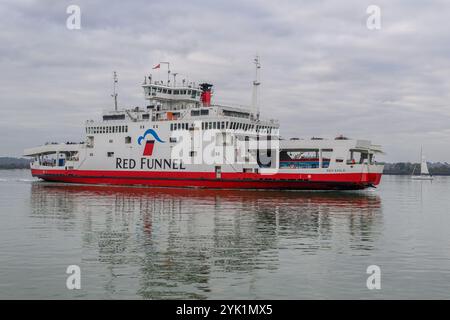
[{"left": 1, "top": 0, "right": 450, "bottom": 162}]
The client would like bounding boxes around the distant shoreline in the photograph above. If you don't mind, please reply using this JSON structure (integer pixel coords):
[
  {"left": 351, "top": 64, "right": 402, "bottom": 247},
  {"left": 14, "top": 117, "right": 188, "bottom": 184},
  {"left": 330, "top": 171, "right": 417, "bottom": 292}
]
[{"left": 0, "top": 157, "right": 31, "bottom": 170}]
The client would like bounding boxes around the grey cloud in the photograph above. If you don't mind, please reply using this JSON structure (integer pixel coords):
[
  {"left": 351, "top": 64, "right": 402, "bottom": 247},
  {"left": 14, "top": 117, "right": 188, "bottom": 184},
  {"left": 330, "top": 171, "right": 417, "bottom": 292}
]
[{"left": 1, "top": 0, "right": 450, "bottom": 161}]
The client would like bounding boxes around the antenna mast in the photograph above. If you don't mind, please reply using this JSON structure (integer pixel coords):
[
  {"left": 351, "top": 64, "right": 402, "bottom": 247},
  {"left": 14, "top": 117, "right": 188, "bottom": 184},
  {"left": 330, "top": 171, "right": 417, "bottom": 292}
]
[
  {"left": 160, "top": 62, "right": 170, "bottom": 85},
  {"left": 251, "top": 55, "right": 261, "bottom": 117},
  {"left": 112, "top": 71, "right": 118, "bottom": 111},
  {"left": 172, "top": 72, "right": 178, "bottom": 87}
]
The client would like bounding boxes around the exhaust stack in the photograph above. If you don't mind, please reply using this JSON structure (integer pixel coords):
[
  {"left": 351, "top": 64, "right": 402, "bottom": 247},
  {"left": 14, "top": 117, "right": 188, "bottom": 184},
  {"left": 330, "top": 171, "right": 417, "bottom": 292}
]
[{"left": 200, "top": 83, "right": 213, "bottom": 107}]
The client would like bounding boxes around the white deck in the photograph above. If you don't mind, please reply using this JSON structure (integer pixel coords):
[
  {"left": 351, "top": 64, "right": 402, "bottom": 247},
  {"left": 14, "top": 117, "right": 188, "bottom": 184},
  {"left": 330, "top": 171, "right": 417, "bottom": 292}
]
[{"left": 23, "top": 143, "right": 82, "bottom": 157}]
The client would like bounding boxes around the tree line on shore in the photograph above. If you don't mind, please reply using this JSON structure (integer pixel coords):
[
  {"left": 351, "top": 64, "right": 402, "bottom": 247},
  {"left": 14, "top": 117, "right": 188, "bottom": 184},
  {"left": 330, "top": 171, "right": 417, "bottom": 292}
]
[
  {"left": 383, "top": 162, "right": 450, "bottom": 175},
  {"left": 0, "top": 157, "right": 31, "bottom": 169}
]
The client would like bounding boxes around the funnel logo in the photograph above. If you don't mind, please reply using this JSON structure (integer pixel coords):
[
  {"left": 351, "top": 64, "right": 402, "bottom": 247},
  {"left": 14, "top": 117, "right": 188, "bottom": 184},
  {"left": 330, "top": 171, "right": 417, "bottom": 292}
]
[{"left": 137, "top": 129, "right": 165, "bottom": 156}]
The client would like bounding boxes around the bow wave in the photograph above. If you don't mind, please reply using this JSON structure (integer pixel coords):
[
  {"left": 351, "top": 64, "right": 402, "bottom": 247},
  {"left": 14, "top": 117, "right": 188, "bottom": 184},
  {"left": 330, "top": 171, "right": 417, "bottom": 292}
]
[{"left": 137, "top": 129, "right": 165, "bottom": 145}]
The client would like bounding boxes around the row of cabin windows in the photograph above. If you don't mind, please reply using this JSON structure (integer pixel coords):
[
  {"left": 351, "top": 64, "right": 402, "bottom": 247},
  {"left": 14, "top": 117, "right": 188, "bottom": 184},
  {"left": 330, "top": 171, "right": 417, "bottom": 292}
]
[
  {"left": 191, "top": 109, "right": 250, "bottom": 119},
  {"left": 191, "top": 109, "right": 209, "bottom": 116},
  {"left": 170, "top": 121, "right": 275, "bottom": 133},
  {"left": 222, "top": 110, "right": 250, "bottom": 119},
  {"left": 171, "top": 122, "right": 192, "bottom": 131},
  {"left": 86, "top": 126, "right": 128, "bottom": 134},
  {"left": 226, "top": 122, "right": 275, "bottom": 133},
  {"left": 152, "top": 88, "right": 201, "bottom": 96}
]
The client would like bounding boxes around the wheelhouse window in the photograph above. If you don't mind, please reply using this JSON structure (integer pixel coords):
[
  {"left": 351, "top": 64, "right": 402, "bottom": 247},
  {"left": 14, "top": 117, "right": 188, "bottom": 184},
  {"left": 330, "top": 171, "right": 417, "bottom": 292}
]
[{"left": 125, "top": 136, "right": 131, "bottom": 144}]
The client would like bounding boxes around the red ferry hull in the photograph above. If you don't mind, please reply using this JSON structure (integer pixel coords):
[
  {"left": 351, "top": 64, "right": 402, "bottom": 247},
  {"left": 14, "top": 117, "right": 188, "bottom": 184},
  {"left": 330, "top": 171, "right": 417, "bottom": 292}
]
[{"left": 31, "top": 169, "right": 382, "bottom": 190}]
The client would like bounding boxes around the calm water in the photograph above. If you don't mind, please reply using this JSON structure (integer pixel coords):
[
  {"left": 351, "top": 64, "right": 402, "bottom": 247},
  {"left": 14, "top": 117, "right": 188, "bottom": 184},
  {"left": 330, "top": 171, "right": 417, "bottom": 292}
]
[{"left": 0, "top": 169, "right": 449, "bottom": 299}]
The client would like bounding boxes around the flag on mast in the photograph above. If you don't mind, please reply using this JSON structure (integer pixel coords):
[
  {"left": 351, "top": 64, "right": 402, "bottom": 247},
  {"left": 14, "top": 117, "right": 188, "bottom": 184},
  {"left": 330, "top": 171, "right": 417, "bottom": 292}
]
[{"left": 152, "top": 64, "right": 160, "bottom": 69}]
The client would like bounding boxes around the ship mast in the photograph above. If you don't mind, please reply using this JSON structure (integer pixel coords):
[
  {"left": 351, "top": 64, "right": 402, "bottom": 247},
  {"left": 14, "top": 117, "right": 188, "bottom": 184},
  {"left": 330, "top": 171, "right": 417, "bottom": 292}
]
[
  {"left": 160, "top": 62, "right": 171, "bottom": 85},
  {"left": 112, "top": 71, "right": 118, "bottom": 111},
  {"left": 172, "top": 72, "right": 178, "bottom": 87},
  {"left": 251, "top": 55, "right": 261, "bottom": 118}
]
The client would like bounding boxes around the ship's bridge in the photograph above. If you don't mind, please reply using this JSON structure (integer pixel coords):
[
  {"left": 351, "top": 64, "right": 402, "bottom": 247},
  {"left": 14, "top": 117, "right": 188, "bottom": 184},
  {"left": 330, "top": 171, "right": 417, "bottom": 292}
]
[
  {"left": 143, "top": 82, "right": 202, "bottom": 103},
  {"left": 142, "top": 82, "right": 204, "bottom": 115}
]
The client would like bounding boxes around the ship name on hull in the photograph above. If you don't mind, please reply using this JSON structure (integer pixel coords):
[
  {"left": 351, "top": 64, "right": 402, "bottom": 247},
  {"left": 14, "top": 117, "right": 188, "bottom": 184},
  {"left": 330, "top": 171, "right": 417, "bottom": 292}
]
[{"left": 116, "top": 158, "right": 186, "bottom": 170}]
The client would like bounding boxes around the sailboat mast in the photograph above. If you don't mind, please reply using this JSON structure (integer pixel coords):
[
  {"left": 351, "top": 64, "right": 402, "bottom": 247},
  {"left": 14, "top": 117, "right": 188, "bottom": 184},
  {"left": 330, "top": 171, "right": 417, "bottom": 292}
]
[
  {"left": 420, "top": 146, "right": 430, "bottom": 176},
  {"left": 420, "top": 146, "right": 422, "bottom": 174},
  {"left": 412, "top": 146, "right": 433, "bottom": 180}
]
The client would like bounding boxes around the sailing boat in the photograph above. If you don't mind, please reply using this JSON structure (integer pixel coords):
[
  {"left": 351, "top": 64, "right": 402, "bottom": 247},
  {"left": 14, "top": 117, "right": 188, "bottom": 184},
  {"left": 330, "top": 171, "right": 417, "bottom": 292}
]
[{"left": 412, "top": 148, "right": 433, "bottom": 180}]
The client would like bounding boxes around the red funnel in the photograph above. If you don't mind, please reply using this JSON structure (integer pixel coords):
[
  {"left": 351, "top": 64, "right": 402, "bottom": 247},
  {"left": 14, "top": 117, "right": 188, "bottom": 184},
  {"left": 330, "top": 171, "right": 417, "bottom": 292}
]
[{"left": 143, "top": 140, "right": 155, "bottom": 156}]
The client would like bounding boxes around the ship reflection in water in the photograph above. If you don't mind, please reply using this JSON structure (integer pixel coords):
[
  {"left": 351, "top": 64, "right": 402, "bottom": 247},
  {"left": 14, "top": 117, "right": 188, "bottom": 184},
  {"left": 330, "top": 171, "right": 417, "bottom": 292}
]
[{"left": 29, "top": 183, "right": 382, "bottom": 299}]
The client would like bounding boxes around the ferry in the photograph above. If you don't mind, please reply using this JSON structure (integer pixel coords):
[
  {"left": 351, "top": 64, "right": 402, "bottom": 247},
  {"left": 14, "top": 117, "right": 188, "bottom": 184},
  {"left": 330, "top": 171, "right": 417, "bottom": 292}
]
[{"left": 24, "top": 59, "right": 384, "bottom": 190}]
